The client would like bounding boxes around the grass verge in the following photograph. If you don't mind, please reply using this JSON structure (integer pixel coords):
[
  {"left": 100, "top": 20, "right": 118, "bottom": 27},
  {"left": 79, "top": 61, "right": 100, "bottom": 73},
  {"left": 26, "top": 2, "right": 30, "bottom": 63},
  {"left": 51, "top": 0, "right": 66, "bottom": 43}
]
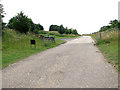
[
  {"left": 90, "top": 28, "right": 119, "bottom": 71},
  {"left": 2, "top": 29, "right": 66, "bottom": 68}
]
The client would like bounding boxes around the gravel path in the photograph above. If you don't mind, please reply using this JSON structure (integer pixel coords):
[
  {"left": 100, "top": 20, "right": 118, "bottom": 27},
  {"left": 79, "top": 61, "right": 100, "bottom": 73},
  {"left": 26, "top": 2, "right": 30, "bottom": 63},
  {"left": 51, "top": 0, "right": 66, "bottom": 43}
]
[{"left": 2, "top": 36, "right": 118, "bottom": 88}]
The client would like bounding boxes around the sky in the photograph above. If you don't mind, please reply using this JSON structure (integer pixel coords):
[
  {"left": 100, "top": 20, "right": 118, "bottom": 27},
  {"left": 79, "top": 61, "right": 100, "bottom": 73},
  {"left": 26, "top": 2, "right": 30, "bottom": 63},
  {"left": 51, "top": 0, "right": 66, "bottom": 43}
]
[{"left": 1, "top": 0, "right": 119, "bottom": 34}]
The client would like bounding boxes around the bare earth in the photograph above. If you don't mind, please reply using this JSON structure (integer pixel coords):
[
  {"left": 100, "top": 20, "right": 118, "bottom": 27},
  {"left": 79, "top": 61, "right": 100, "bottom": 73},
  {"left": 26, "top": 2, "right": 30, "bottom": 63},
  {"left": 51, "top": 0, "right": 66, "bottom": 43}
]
[{"left": 2, "top": 36, "right": 118, "bottom": 88}]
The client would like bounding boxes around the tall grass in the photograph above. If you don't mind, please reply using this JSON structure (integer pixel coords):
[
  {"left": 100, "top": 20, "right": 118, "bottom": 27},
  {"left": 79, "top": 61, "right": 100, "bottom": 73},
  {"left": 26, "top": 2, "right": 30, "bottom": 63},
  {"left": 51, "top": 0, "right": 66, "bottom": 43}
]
[
  {"left": 91, "top": 28, "right": 119, "bottom": 71},
  {"left": 2, "top": 29, "right": 65, "bottom": 68}
]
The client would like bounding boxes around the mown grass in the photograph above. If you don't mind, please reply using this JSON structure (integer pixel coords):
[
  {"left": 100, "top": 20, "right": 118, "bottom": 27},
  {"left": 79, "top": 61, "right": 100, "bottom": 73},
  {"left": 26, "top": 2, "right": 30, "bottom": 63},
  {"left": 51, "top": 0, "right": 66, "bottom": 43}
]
[
  {"left": 90, "top": 28, "right": 119, "bottom": 71},
  {"left": 2, "top": 29, "right": 65, "bottom": 68}
]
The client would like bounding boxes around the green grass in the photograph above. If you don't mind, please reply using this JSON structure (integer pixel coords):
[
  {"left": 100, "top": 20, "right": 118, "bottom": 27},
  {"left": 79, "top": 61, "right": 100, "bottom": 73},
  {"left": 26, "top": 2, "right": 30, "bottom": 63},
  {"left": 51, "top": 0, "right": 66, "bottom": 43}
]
[
  {"left": 90, "top": 28, "right": 119, "bottom": 71},
  {"left": 0, "top": 51, "right": 1, "bottom": 68},
  {"left": 2, "top": 29, "right": 66, "bottom": 68},
  {"left": 39, "top": 31, "right": 80, "bottom": 39},
  {"left": 55, "top": 35, "right": 80, "bottom": 38}
]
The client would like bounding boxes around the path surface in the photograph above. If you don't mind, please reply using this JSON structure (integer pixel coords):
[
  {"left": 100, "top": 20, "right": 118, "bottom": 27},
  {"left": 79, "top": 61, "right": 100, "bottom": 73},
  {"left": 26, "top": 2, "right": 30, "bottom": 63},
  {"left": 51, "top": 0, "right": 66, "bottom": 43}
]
[{"left": 2, "top": 36, "right": 118, "bottom": 88}]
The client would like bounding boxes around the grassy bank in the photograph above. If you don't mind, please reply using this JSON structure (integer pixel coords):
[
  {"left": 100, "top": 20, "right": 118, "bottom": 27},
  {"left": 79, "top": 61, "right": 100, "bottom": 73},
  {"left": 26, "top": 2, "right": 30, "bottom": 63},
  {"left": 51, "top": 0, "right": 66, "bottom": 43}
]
[
  {"left": 90, "top": 28, "right": 119, "bottom": 71},
  {"left": 2, "top": 29, "right": 66, "bottom": 68}
]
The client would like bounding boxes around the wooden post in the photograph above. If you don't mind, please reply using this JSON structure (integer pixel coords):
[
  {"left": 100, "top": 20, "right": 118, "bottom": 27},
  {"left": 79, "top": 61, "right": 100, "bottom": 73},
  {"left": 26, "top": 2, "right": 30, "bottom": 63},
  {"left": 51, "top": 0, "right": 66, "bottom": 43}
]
[
  {"left": 97, "top": 32, "right": 99, "bottom": 42},
  {"left": 99, "top": 32, "right": 101, "bottom": 39},
  {"left": 43, "top": 37, "right": 45, "bottom": 46},
  {"left": 54, "top": 33, "right": 55, "bottom": 43},
  {"left": 97, "top": 32, "right": 101, "bottom": 43}
]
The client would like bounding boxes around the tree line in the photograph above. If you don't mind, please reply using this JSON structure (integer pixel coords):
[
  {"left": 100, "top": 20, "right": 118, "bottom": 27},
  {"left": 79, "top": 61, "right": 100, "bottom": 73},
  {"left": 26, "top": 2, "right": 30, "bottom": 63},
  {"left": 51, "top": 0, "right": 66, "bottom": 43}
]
[
  {"left": 91, "top": 19, "right": 119, "bottom": 34},
  {"left": 1, "top": 8, "right": 79, "bottom": 35},
  {"left": 49, "top": 25, "right": 78, "bottom": 35},
  {"left": 99, "top": 19, "right": 119, "bottom": 32}
]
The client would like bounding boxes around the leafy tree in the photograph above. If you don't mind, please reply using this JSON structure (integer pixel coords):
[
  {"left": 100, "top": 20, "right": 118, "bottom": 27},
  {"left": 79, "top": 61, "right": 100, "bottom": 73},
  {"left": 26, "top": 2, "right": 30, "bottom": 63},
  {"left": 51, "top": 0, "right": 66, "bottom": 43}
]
[
  {"left": 65, "top": 27, "right": 69, "bottom": 34},
  {"left": 68, "top": 29, "right": 72, "bottom": 34},
  {"left": 34, "top": 24, "right": 44, "bottom": 31},
  {"left": 118, "top": 21, "right": 120, "bottom": 29},
  {"left": 12, "top": 11, "right": 31, "bottom": 34},
  {"left": 49, "top": 24, "right": 78, "bottom": 35},
  {"left": 2, "top": 22, "right": 6, "bottom": 29},
  {"left": 28, "top": 18, "right": 35, "bottom": 32},
  {"left": 72, "top": 29, "right": 78, "bottom": 35},
  {"left": 7, "top": 17, "right": 16, "bottom": 29},
  {"left": 99, "top": 25, "right": 111, "bottom": 32},
  {"left": 0, "top": 4, "right": 5, "bottom": 18},
  {"left": 0, "top": 4, "right": 5, "bottom": 31},
  {"left": 58, "top": 25, "right": 65, "bottom": 34},
  {"left": 49, "top": 25, "right": 53, "bottom": 31},
  {"left": 109, "top": 19, "right": 118, "bottom": 28},
  {"left": 99, "top": 19, "right": 119, "bottom": 32},
  {"left": 8, "top": 11, "right": 44, "bottom": 34},
  {"left": 49, "top": 25, "right": 59, "bottom": 31}
]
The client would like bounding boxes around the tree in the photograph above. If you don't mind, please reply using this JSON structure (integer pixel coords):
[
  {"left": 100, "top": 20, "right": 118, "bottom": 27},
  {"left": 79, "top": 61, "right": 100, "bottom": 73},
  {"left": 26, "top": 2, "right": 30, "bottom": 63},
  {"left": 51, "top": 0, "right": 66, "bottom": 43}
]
[
  {"left": 7, "top": 17, "right": 16, "bottom": 29},
  {"left": 65, "top": 27, "right": 69, "bottom": 34},
  {"left": 58, "top": 25, "right": 65, "bottom": 34},
  {"left": 2, "top": 22, "right": 6, "bottom": 29},
  {"left": 33, "top": 24, "right": 44, "bottom": 34},
  {"left": 49, "top": 25, "right": 59, "bottom": 31},
  {"left": 0, "top": 4, "right": 5, "bottom": 18},
  {"left": 8, "top": 11, "right": 44, "bottom": 34},
  {"left": 68, "top": 29, "right": 72, "bottom": 34},
  {"left": 118, "top": 22, "right": 120, "bottom": 30},
  {"left": 109, "top": 19, "right": 118, "bottom": 28},
  {"left": 49, "top": 24, "right": 78, "bottom": 35},
  {"left": 34, "top": 24, "right": 44, "bottom": 30},
  {"left": 72, "top": 29, "right": 78, "bottom": 35},
  {"left": 0, "top": 4, "right": 5, "bottom": 31},
  {"left": 28, "top": 18, "right": 35, "bottom": 32},
  {"left": 8, "top": 11, "right": 30, "bottom": 34}
]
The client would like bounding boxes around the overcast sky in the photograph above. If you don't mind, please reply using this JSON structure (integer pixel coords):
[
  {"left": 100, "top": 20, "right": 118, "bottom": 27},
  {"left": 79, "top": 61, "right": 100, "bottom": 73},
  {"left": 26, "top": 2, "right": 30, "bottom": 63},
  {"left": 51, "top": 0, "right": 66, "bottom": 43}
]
[{"left": 1, "top": 0, "right": 119, "bottom": 34}]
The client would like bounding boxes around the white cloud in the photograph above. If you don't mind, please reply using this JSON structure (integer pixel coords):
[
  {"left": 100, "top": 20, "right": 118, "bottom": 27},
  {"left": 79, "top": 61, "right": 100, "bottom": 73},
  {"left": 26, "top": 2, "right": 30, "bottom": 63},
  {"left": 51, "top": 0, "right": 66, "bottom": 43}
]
[{"left": 1, "top": 0, "right": 119, "bottom": 34}]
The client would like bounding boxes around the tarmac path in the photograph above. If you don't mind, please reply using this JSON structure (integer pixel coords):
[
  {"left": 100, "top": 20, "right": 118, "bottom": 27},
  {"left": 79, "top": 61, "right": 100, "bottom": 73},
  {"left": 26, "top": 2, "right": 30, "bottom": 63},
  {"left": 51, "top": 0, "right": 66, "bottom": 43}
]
[{"left": 2, "top": 36, "right": 118, "bottom": 88}]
